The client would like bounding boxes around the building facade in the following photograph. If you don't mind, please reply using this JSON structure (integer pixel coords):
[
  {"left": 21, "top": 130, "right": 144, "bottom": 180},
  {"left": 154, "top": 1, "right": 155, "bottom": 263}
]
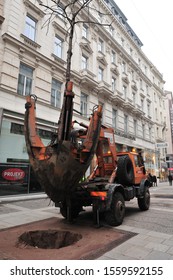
[{"left": 0, "top": 0, "right": 168, "bottom": 181}]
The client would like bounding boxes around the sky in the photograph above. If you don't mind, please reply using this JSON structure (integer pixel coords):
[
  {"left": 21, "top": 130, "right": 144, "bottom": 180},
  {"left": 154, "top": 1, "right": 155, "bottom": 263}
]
[{"left": 115, "top": 0, "right": 173, "bottom": 92}]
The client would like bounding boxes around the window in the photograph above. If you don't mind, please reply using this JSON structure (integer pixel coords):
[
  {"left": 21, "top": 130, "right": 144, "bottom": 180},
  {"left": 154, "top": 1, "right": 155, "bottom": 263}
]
[
  {"left": 81, "top": 55, "right": 88, "bottom": 69},
  {"left": 112, "top": 109, "right": 117, "bottom": 129},
  {"left": 24, "top": 15, "right": 37, "bottom": 41},
  {"left": 98, "top": 66, "right": 104, "bottom": 81},
  {"left": 122, "top": 61, "right": 126, "bottom": 73},
  {"left": 149, "top": 127, "right": 152, "bottom": 141},
  {"left": 130, "top": 48, "right": 133, "bottom": 57},
  {"left": 51, "top": 79, "right": 62, "bottom": 108},
  {"left": 131, "top": 70, "right": 135, "bottom": 80},
  {"left": 80, "top": 93, "right": 88, "bottom": 116},
  {"left": 98, "top": 38, "right": 104, "bottom": 53},
  {"left": 146, "top": 84, "right": 149, "bottom": 95},
  {"left": 122, "top": 85, "right": 127, "bottom": 99},
  {"left": 11, "top": 123, "right": 24, "bottom": 135},
  {"left": 141, "top": 98, "right": 144, "bottom": 111},
  {"left": 54, "top": 36, "right": 63, "bottom": 58},
  {"left": 140, "top": 78, "right": 143, "bottom": 89},
  {"left": 82, "top": 24, "right": 88, "bottom": 39},
  {"left": 109, "top": 25, "right": 114, "bottom": 36},
  {"left": 142, "top": 124, "right": 145, "bottom": 139},
  {"left": 121, "top": 38, "right": 124, "bottom": 47},
  {"left": 17, "top": 63, "right": 33, "bottom": 96},
  {"left": 132, "top": 92, "right": 136, "bottom": 105},
  {"left": 111, "top": 51, "right": 116, "bottom": 64},
  {"left": 133, "top": 119, "right": 137, "bottom": 136},
  {"left": 98, "top": 12, "right": 103, "bottom": 23},
  {"left": 147, "top": 102, "right": 150, "bottom": 116},
  {"left": 124, "top": 114, "right": 128, "bottom": 133},
  {"left": 112, "top": 77, "right": 116, "bottom": 92}
]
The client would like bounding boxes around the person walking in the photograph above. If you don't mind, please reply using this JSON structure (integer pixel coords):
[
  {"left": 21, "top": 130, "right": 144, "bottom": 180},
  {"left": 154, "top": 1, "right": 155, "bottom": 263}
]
[
  {"left": 152, "top": 175, "right": 157, "bottom": 186},
  {"left": 168, "top": 174, "right": 172, "bottom": 186}
]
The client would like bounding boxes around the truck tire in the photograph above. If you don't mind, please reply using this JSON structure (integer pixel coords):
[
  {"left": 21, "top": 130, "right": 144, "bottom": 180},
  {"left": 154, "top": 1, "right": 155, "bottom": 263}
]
[
  {"left": 138, "top": 187, "right": 150, "bottom": 210},
  {"left": 116, "top": 155, "right": 134, "bottom": 185},
  {"left": 60, "top": 202, "right": 82, "bottom": 219},
  {"left": 104, "top": 192, "right": 125, "bottom": 226}
]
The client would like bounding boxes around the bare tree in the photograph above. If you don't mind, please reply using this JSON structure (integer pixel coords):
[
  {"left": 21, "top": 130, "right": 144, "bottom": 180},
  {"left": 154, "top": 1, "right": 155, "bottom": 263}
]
[{"left": 40, "top": 0, "right": 113, "bottom": 85}]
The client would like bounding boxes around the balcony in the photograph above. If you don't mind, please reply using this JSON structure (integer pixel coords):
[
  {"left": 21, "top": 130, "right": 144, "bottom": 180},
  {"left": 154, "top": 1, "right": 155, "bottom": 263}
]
[
  {"left": 97, "top": 81, "right": 111, "bottom": 97},
  {"left": 79, "top": 69, "right": 97, "bottom": 89},
  {"left": 112, "top": 90, "right": 124, "bottom": 106},
  {"left": 132, "top": 104, "right": 144, "bottom": 116}
]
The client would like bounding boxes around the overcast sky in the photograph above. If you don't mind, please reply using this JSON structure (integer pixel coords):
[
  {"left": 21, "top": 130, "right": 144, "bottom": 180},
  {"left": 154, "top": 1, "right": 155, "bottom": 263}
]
[{"left": 115, "top": 0, "right": 173, "bottom": 92}]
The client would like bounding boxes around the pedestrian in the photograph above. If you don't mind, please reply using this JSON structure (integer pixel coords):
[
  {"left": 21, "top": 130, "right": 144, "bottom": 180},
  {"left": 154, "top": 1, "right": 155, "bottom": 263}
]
[
  {"left": 168, "top": 174, "right": 172, "bottom": 186},
  {"left": 147, "top": 173, "right": 153, "bottom": 187},
  {"left": 152, "top": 175, "right": 157, "bottom": 187}
]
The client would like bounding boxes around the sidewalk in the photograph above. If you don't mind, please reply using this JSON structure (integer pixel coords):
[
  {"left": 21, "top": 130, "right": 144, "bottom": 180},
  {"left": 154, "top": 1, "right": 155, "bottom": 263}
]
[{"left": 0, "top": 181, "right": 173, "bottom": 260}]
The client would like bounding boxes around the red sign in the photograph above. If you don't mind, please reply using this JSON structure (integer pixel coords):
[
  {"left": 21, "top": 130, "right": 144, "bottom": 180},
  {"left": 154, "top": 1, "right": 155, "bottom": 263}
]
[{"left": 2, "top": 168, "right": 25, "bottom": 181}]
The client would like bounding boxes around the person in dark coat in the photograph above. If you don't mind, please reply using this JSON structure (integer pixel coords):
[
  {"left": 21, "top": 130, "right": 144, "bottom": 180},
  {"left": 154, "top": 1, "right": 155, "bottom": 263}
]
[
  {"left": 147, "top": 173, "right": 153, "bottom": 187},
  {"left": 168, "top": 174, "right": 172, "bottom": 186},
  {"left": 152, "top": 175, "right": 157, "bottom": 186}
]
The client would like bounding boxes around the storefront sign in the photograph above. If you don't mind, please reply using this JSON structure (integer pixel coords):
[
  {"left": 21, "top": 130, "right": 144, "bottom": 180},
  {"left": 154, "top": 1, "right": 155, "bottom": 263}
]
[
  {"left": 0, "top": 163, "right": 29, "bottom": 185},
  {"left": 155, "top": 142, "right": 168, "bottom": 149}
]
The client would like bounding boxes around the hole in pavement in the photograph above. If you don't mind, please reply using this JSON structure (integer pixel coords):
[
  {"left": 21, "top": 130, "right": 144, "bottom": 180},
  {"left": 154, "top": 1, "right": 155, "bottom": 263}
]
[{"left": 17, "top": 230, "right": 82, "bottom": 249}]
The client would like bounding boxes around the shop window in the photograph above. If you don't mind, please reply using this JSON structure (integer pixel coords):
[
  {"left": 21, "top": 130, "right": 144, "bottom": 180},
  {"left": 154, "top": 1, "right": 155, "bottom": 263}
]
[{"left": 10, "top": 123, "right": 24, "bottom": 135}]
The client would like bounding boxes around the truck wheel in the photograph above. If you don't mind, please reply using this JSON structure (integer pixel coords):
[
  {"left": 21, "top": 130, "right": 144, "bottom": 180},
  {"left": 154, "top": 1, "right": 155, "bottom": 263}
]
[
  {"left": 60, "top": 202, "right": 82, "bottom": 219},
  {"left": 104, "top": 192, "right": 125, "bottom": 226},
  {"left": 116, "top": 155, "right": 134, "bottom": 185},
  {"left": 138, "top": 187, "right": 150, "bottom": 210}
]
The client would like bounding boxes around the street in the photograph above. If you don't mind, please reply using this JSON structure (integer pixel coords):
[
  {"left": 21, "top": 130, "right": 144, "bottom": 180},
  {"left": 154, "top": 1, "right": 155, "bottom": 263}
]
[{"left": 0, "top": 181, "right": 173, "bottom": 259}]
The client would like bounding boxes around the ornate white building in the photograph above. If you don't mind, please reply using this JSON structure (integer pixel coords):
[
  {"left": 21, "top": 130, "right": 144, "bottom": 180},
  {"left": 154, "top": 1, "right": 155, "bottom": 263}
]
[{"left": 0, "top": 0, "right": 168, "bottom": 175}]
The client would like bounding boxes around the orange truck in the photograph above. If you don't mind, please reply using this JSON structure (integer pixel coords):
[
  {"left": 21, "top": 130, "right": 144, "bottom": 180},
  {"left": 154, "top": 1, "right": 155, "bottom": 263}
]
[{"left": 24, "top": 81, "right": 150, "bottom": 226}]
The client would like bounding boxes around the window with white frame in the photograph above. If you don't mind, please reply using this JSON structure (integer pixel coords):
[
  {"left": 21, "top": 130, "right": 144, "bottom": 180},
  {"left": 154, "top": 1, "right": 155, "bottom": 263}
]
[
  {"left": 112, "top": 77, "right": 116, "bottom": 92},
  {"left": 54, "top": 36, "right": 63, "bottom": 58},
  {"left": 17, "top": 63, "right": 33, "bottom": 96},
  {"left": 81, "top": 54, "right": 88, "bottom": 69},
  {"left": 98, "top": 66, "right": 104, "bottom": 81},
  {"left": 111, "top": 50, "right": 116, "bottom": 64},
  {"left": 24, "top": 14, "right": 37, "bottom": 41},
  {"left": 80, "top": 92, "right": 88, "bottom": 116},
  {"left": 98, "top": 38, "right": 104, "bottom": 53},
  {"left": 124, "top": 114, "right": 128, "bottom": 133},
  {"left": 112, "top": 109, "right": 117, "bottom": 129},
  {"left": 51, "top": 79, "right": 62, "bottom": 108},
  {"left": 82, "top": 24, "right": 88, "bottom": 39},
  {"left": 122, "top": 85, "right": 127, "bottom": 99}
]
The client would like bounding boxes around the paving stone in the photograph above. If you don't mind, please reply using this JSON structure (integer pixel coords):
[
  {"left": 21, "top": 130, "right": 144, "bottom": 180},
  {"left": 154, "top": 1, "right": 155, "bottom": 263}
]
[
  {"left": 145, "top": 242, "right": 169, "bottom": 252},
  {"left": 145, "top": 250, "right": 173, "bottom": 260}
]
